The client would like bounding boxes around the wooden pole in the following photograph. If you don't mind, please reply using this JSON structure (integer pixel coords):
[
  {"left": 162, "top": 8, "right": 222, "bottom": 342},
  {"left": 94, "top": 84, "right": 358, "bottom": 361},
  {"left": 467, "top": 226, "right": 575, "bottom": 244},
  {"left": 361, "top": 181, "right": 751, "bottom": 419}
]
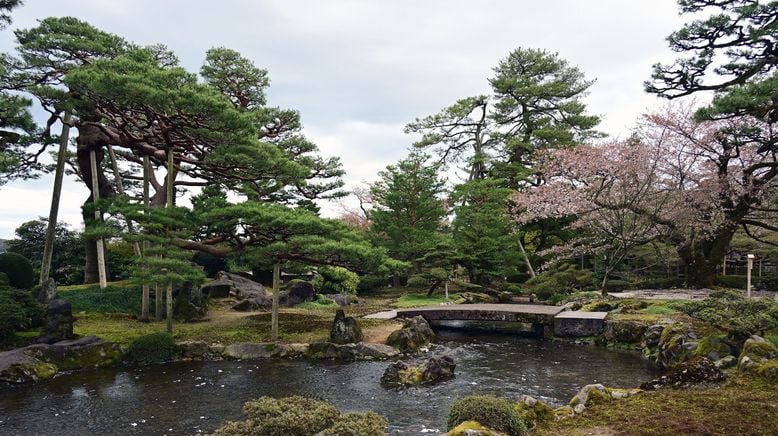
[
  {"left": 155, "top": 284, "right": 163, "bottom": 320},
  {"left": 40, "top": 112, "right": 71, "bottom": 286},
  {"left": 89, "top": 149, "right": 108, "bottom": 289},
  {"left": 166, "top": 281, "right": 173, "bottom": 333},
  {"left": 517, "top": 239, "right": 536, "bottom": 278},
  {"left": 271, "top": 262, "right": 281, "bottom": 342},
  {"left": 140, "top": 156, "right": 151, "bottom": 322}
]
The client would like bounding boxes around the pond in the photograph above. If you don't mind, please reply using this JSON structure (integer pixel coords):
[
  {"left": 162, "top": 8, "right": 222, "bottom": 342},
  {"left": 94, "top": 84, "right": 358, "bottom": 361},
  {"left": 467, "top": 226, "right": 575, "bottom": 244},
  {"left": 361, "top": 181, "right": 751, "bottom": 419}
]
[{"left": 0, "top": 331, "right": 659, "bottom": 435}]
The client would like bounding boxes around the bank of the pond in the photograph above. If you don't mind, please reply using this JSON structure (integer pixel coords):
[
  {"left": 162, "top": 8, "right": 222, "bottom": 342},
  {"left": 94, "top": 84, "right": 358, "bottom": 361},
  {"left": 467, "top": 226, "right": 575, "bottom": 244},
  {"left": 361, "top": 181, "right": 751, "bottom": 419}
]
[{"left": 0, "top": 330, "right": 658, "bottom": 435}]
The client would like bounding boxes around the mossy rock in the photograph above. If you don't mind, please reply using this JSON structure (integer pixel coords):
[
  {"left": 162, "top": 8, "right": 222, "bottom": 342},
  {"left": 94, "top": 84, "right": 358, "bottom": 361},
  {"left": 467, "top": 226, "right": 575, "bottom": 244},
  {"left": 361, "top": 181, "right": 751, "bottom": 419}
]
[
  {"left": 738, "top": 336, "right": 778, "bottom": 381},
  {"left": 752, "top": 360, "right": 778, "bottom": 383},
  {"left": 604, "top": 320, "right": 649, "bottom": 343},
  {"left": 653, "top": 323, "right": 697, "bottom": 368},
  {"left": 447, "top": 395, "right": 528, "bottom": 436},
  {"left": 552, "top": 406, "right": 574, "bottom": 420},
  {"left": 513, "top": 395, "right": 554, "bottom": 429},
  {"left": 581, "top": 300, "right": 613, "bottom": 312},
  {"left": 1, "top": 360, "right": 58, "bottom": 383},
  {"left": 215, "top": 396, "right": 340, "bottom": 435},
  {"left": 694, "top": 336, "right": 733, "bottom": 361},
  {"left": 448, "top": 420, "right": 506, "bottom": 435},
  {"left": 569, "top": 384, "right": 611, "bottom": 408}
]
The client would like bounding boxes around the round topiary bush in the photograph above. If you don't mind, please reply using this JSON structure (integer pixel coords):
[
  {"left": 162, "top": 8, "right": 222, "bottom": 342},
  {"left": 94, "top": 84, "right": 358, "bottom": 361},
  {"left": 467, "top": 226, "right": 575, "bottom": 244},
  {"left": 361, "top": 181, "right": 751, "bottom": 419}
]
[
  {"left": 312, "top": 266, "right": 360, "bottom": 295},
  {"left": 124, "top": 332, "right": 181, "bottom": 365},
  {"left": 215, "top": 396, "right": 340, "bottom": 436},
  {"left": 447, "top": 395, "right": 528, "bottom": 436},
  {"left": 322, "top": 412, "right": 388, "bottom": 435},
  {"left": 0, "top": 252, "right": 34, "bottom": 290},
  {"left": 406, "top": 275, "right": 428, "bottom": 288}
]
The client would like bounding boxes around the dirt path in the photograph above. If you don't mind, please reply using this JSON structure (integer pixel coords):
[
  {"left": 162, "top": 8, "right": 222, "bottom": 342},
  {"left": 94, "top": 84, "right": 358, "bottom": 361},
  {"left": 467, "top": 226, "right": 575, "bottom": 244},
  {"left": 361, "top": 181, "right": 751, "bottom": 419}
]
[{"left": 362, "top": 321, "right": 403, "bottom": 344}]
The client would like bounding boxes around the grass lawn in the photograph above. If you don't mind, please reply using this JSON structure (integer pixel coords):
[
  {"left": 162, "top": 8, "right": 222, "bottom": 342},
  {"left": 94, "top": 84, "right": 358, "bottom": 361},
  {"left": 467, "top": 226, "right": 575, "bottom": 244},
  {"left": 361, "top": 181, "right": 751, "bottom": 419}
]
[
  {"left": 394, "top": 292, "right": 460, "bottom": 307},
  {"left": 534, "top": 376, "right": 778, "bottom": 435}
]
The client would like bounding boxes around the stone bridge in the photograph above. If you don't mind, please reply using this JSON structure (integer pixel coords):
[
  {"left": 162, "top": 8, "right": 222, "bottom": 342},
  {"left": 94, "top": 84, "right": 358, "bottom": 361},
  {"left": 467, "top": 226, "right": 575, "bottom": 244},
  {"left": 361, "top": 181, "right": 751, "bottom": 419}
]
[{"left": 393, "top": 304, "right": 607, "bottom": 337}]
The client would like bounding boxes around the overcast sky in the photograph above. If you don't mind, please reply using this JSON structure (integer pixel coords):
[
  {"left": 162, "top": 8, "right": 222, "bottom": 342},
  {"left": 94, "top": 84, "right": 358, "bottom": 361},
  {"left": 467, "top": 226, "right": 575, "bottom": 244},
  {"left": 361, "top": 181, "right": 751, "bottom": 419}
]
[{"left": 0, "top": 0, "right": 687, "bottom": 238}]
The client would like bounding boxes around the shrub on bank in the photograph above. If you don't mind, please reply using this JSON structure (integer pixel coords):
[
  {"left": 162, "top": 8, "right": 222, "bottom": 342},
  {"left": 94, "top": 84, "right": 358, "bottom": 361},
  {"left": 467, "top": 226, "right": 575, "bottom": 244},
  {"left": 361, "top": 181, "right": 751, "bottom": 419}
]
[
  {"left": 215, "top": 396, "right": 340, "bottom": 435},
  {"left": 447, "top": 395, "right": 528, "bottom": 436},
  {"left": 60, "top": 283, "right": 141, "bottom": 314},
  {"left": 0, "top": 273, "right": 44, "bottom": 339},
  {"left": 322, "top": 412, "right": 388, "bottom": 435},
  {"left": 124, "top": 332, "right": 180, "bottom": 365}
]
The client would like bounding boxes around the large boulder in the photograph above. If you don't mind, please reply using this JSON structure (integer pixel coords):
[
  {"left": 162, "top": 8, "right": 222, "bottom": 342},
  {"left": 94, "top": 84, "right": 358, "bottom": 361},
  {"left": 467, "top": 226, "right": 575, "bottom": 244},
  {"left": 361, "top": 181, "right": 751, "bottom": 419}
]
[
  {"left": 287, "top": 281, "right": 315, "bottom": 306},
  {"left": 694, "top": 336, "right": 734, "bottom": 361},
  {"left": 329, "top": 309, "right": 364, "bottom": 344},
  {"left": 0, "top": 336, "right": 121, "bottom": 383},
  {"left": 641, "top": 323, "right": 666, "bottom": 349},
  {"left": 649, "top": 323, "right": 698, "bottom": 368},
  {"left": 386, "top": 315, "right": 435, "bottom": 352},
  {"left": 381, "top": 355, "right": 456, "bottom": 387},
  {"left": 604, "top": 319, "right": 649, "bottom": 344},
  {"left": 323, "top": 293, "right": 356, "bottom": 307},
  {"left": 38, "top": 298, "right": 74, "bottom": 344},
  {"left": 737, "top": 335, "right": 778, "bottom": 382},
  {"left": 640, "top": 357, "right": 725, "bottom": 390},
  {"left": 231, "top": 296, "right": 272, "bottom": 312},
  {"left": 202, "top": 271, "right": 267, "bottom": 300}
]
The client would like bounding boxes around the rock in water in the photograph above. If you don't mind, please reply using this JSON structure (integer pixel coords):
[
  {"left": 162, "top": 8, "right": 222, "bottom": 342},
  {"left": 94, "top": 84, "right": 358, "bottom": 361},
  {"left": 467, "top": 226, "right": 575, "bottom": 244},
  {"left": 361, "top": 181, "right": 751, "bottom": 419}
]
[
  {"left": 386, "top": 316, "right": 435, "bottom": 352},
  {"left": 380, "top": 355, "right": 456, "bottom": 386},
  {"left": 38, "top": 298, "right": 73, "bottom": 344},
  {"left": 329, "top": 309, "right": 364, "bottom": 344}
]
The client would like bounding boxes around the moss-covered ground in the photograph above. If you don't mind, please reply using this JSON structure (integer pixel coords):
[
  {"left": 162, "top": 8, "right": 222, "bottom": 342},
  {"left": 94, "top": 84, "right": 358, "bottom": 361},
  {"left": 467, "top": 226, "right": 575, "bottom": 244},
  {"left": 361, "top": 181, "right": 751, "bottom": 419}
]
[{"left": 534, "top": 375, "right": 778, "bottom": 435}]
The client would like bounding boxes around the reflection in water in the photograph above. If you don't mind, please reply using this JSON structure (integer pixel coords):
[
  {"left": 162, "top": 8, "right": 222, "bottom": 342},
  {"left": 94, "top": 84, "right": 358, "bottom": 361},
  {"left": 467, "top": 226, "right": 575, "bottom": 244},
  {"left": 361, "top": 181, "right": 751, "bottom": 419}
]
[{"left": 0, "top": 330, "right": 658, "bottom": 435}]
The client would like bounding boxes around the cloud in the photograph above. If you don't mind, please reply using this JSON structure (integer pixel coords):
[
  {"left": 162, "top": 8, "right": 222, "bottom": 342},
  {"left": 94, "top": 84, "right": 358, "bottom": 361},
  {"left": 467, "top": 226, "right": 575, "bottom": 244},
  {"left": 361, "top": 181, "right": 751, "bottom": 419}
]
[{"left": 0, "top": 0, "right": 690, "bottom": 236}]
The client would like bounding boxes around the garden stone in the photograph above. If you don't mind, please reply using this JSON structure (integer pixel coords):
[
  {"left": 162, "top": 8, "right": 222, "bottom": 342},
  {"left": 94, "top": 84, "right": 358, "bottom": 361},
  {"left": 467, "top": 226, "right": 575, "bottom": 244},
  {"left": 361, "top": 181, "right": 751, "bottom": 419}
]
[
  {"left": 380, "top": 355, "right": 455, "bottom": 386},
  {"left": 641, "top": 324, "right": 666, "bottom": 348},
  {"left": 737, "top": 335, "right": 778, "bottom": 380},
  {"left": 714, "top": 355, "right": 737, "bottom": 369},
  {"left": 640, "top": 357, "right": 725, "bottom": 390},
  {"left": 604, "top": 319, "right": 649, "bottom": 343},
  {"left": 287, "top": 281, "right": 315, "bottom": 306},
  {"left": 329, "top": 309, "right": 364, "bottom": 344},
  {"left": 386, "top": 315, "right": 435, "bottom": 352},
  {"left": 0, "top": 348, "right": 57, "bottom": 383},
  {"left": 38, "top": 298, "right": 73, "bottom": 344},
  {"left": 231, "top": 296, "right": 272, "bottom": 311},
  {"left": 568, "top": 384, "right": 610, "bottom": 410},
  {"left": 306, "top": 342, "right": 398, "bottom": 361},
  {"left": 323, "top": 293, "right": 353, "bottom": 307},
  {"left": 202, "top": 271, "right": 267, "bottom": 300},
  {"left": 650, "top": 323, "right": 697, "bottom": 368},
  {"left": 514, "top": 395, "right": 555, "bottom": 429}
]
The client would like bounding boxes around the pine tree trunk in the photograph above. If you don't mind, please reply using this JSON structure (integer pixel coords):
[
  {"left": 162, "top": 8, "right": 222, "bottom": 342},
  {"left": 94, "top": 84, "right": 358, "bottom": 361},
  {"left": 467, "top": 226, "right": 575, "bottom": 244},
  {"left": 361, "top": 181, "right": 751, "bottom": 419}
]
[
  {"left": 89, "top": 149, "right": 108, "bottom": 289},
  {"left": 140, "top": 155, "right": 151, "bottom": 322},
  {"left": 40, "top": 112, "right": 71, "bottom": 287},
  {"left": 165, "top": 148, "right": 175, "bottom": 330},
  {"left": 271, "top": 262, "right": 281, "bottom": 342},
  {"left": 155, "top": 284, "right": 163, "bottom": 320},
  {"left": 166, "top": 282, "right": 173, "bottom": 333}
]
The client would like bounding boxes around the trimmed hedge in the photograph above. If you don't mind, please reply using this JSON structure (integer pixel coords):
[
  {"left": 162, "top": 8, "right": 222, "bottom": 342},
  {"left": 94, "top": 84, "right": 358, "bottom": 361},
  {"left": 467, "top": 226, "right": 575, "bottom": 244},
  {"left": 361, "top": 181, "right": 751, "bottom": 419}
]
[
  {"left": 447, "top": 395, "right": 528, "bottom": 436},
  {"left": 0, "top": 252, "right": 34, "bottom": 290},
  {"left": 124, "top": 332, "right": 180, "bottom": 365},
  {"left": 60, "top": 283, "right": 141, "bottom": 314}
]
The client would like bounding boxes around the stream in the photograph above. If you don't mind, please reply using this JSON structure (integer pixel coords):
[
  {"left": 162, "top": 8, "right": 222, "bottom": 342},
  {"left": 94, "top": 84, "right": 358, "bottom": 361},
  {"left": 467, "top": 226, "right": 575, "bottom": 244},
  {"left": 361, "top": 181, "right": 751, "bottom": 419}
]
[{"left": 0, "top": 330, "right": 659, "bottom": 435}]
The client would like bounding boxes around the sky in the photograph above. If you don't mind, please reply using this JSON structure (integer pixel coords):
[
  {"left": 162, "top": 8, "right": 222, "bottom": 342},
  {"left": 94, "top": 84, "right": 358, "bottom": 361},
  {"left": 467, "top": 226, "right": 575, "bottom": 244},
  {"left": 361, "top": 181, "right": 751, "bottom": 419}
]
[{"left": 0, "top": 0, "right": 687, "bottom": 239}]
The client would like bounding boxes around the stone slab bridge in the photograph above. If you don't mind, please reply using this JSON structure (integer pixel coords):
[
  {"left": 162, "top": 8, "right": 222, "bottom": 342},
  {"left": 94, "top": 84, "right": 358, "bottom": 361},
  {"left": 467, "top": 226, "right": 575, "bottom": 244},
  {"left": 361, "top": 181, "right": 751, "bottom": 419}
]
[{"left": 389, "top": 304, "right": 608, "bottom": 337}]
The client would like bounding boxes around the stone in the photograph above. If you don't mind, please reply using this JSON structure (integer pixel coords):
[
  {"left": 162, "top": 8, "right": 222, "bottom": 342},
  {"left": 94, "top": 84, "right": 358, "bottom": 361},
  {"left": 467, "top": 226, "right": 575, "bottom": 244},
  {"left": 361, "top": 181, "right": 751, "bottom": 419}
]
[
  {"left": 380, "top": 355, "right": 455, "bottom": 386},
  {"left": 0, "top": 348, "right": 58, "bottom": 383},
  {"left": 447, "top": 420, "right": 506, "bottom": 436},
  {"left": 553, "top": 311, "right": 608, "bottom": 337},
  {"left": 38, "top": 278, "right": 58, "bottom": 304},
  {"left": 323, "top": 293, "right": 354, "bottom": 307},
  {"left": 737, "top": 335, "right": 778, "bottom": 380},
  {"left": 640, "top": 357, "right": 725, "bottom": 390},
  {"left": 177, "top": 341, "right": 212, "bottom": 359},
  {"left": 174, "top": 282, "right": 208, "bottom": 322},
  {"left": 386, "top": 315, "right": 435, "bottom": 352},
  {"left": 231, "top": 297, "right": 272, "bottom": 312},
  {"left": 580, "top": 300, "right": 614, "bottom": 312},
  {"left": 306, "top": 342, "right": 398, "bottom": 361},
  {"left": 514, "top": 395, "right": 555, "bottom": 429},
  {"left": 694, "top": 336, "right": 734, "bottom": 361},
  {"left": 0, "top": 336, "right": 121, "bottom": 383},
  {"left": 287, "top": 281, "right": 316, "bottom": 306},
  {"left": 38, "top": 298, "right": 74, "bottom": 344},
  {"left": 642, "top": 324, "right": 666, "bottom": 349},
  {"left": 459, "top": 292, "right": 498, "bottom": 304},
  {"left": 649, "top": 323, "right": 698, "bottom": 368},
  {"left": 222, "top": 342, "right": 309, "bottom": 360},
  {"left": 201, "top": 271, "right": 267, "bottom": 300},
  {"left": 714, "top": 355, "right": 737, "bottom": 369},
  {"left": 569, "top": 384, "right": 610, "bottom": 409},
  {"left": 604, "top": 320, "right": 649, "bottom": 343},
  {"left": 329, "top": 309, "right": 364, "bottom": 344}
]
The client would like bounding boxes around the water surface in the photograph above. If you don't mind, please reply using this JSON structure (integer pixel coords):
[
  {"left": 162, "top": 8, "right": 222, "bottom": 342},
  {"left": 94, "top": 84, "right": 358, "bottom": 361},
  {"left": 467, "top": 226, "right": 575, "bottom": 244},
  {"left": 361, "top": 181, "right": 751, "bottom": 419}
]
[{"left": 0, "top": 331, "right": 657, "bottom": 435}]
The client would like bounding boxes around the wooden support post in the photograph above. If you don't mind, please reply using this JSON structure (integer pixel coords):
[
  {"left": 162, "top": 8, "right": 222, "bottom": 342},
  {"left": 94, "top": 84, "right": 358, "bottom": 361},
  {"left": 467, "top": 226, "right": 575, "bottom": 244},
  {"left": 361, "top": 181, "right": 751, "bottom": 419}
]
[
  {"left": 89, "top": 149, "right": 108, "bottom": 289},
  {"left": 40, "top": 112, "right": 71, "bottom": 287},
  {"left": 271, "top": 262, "right": 281, "bottom": 342}
]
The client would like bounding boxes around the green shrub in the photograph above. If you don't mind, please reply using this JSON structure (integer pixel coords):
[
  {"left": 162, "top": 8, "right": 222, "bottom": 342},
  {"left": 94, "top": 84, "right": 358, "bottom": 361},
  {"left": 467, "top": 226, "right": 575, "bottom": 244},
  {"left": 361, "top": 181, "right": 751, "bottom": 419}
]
[
  {"left": 632, "top": 277, "right": 685, "bottom": 289},
  {"left": 124, "top": 332, "right": 180, "bottom": 364},
  {"left": 755, "top": 273, "right": 778, "bottom": 293},
  {"left": 406, "top": 274, "right": 428, "bottom": 288},
  {"left": 676, "top": 289, "right": 778, "bottom": 340},
  {"left": 297, "top": 294, "right": 338, "bottom": 309},
  {"left": 215, "top": 396, "right": 340, "bottom": 436},
  {"left": 525, "top": 264, "right": 595, "bottom": 300},
  {"left": 605, "top": 279, "right": 631, "bottom": 292},
  {"left": 0, "top": 279, "right": 44, "bottom": 338},
  {"left": 356, "top": 274, "right": 389, "bottom": 292},
  {"left": 322, "top": 412, "right": 388, "bottom": 436},
  {"left": 0, "top": 252, "right": 34, "bottom": 289},
  {"left": 312, "top": 266, "right": 360, "bottom": 295},
  {"left": 447, "top": 395, "right": 528, "bottom": 436},
  {"left": 60, "top": 283, "right": 141, "bottom": 314},
  {"left": 715, "top": 274, "right": 747, "bottom": 289}
]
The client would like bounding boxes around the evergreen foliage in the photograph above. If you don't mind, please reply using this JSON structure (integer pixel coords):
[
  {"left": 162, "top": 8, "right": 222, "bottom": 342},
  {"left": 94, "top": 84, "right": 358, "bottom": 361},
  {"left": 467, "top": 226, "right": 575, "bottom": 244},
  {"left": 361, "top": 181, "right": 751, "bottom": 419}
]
[
  {"left": 0, "top": 251, "right": 33, "bottom": 289},
  {"left": 312, "top": 266, "right": 360, "bottom": 295},
  {"left": 124, "top": 332, "right": 181, "bottom": 365},
  {"left": 447, "top": 395, "right": 528, "bottom": 436}
]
